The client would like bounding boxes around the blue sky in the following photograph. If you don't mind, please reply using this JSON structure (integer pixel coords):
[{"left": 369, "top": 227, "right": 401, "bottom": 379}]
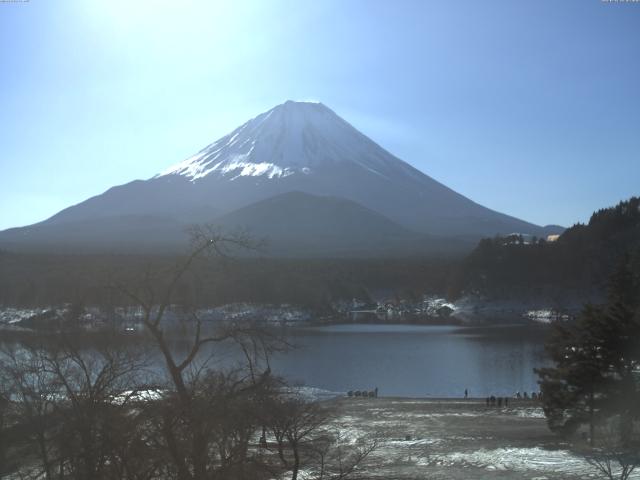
[{"left": 1, "top": 0, "right": 639, "bottom": 230}]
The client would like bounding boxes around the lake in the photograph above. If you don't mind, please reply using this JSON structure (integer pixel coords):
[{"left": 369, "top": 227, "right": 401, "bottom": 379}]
[
  {"left": 0, "top": 323, "right": 550, "bottom": 399},
  {"left": 264, "top": 324, "right": 550, "bottom": 398}
]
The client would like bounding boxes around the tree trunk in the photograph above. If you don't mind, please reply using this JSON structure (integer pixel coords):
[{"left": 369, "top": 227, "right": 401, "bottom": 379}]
[
  {"left": 589, "top": 391, "right": 595, "bottom": 447},
  {"left": 291, "top": 443, "right": 300, "bottom": 480}
]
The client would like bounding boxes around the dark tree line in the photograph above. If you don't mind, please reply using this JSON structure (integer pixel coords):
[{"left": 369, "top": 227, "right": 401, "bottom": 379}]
[
  {"left": 448, "top": 197, "right": 640, "bottom": 302},
  {"left": 0, "top": 249, "right": 455, "bottom": 311}
]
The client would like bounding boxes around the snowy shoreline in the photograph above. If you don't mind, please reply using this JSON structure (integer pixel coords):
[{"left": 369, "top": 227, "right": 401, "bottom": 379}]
[
  {"left": 327, "top": 396, "right": 638, "bottom": 480},
  {"left": 0, "top": 296, "right": 573, "bottom": 334}
]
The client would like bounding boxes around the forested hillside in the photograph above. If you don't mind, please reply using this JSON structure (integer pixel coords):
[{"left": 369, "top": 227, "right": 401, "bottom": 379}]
[
  {"left": 448, "top": 197, "right": 640, "bottom": 302},
  {"left": 0, "top": 253, "right": 454, "bottom": 310}
]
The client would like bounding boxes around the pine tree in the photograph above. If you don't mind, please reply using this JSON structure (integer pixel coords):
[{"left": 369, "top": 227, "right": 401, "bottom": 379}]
[
  {"left": 536, "top": 305, "right": 611, "bottom": 444},
  {"left": 536, "top": 259, "right": 640, "bottom": 446}
]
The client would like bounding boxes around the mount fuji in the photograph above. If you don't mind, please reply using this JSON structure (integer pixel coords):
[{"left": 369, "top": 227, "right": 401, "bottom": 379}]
[{"left": 0, "top": 101, "right": 561, "bottom": 256}]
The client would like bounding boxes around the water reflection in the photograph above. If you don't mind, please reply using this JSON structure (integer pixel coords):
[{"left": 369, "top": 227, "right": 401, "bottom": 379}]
[
  {"left": 265, "top": 324, "right": 549, "bottom": 398},
  {"left": 0, "top": 323, "right": 549, "bottom": 398}
]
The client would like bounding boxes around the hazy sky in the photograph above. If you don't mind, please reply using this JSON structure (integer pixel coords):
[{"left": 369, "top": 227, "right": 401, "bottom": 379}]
[{"left": 1, "top": 0, "right": 639, "bottom": 230}]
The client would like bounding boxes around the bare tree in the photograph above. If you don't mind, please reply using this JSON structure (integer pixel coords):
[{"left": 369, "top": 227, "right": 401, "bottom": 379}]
[
  {"left": 45, "top": 342, "right": 150, "bottom": 479},
  {"left": 111, "top": 227, "right": 279, "bottom": 480},
  {"left": 312, "top": 432, "right": 379, "bottom": 480},
  {"left": 582, "top": 421, "right": 640, "bottom": 480},
  {"left": 0, "top": 363, "right": 12, "bottom": 476},
  {"left": 1, "top": 343, "right": 60, "bottom": 480},
  {"left": 106, "top": 225, "right": 376, "bottom": 480},
  {"left": 1, "top": 338, "right": 152, "bottom": 480},
  {"left": 264, "top": 396, "right": 378, "bottom": 480},
  {"left": 267, "top": 398, "right": 331, "bottom": 480}
]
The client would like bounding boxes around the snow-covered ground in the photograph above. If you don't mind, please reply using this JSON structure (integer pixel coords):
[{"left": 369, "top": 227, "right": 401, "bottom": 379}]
[
  {"left": 0, "top": 295, "right": 573, "bottom": 333},
  {"left": 449, "top": 295, "right": 583, "bottom": 325},
  {"left": 279, "top": 386, "right": 344, "bottom": 402},
  {"left": 425, "top": 446, "right": 595, "bottom": 477},
  {"left": 0, "top": 307, "right": 49, "bottom": 325},
  {"left": 327, "top": 397, "right": 639, "bottom": 479},
  {"left": 0, "top": 302, "right": 314, "bottom": 331}
]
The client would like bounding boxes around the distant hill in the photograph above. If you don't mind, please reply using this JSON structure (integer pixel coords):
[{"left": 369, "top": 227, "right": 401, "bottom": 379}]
[
  {"left": 447, "top": 197, "right": 640, "bottom": 302},
  {"left": 214, "top": 191, "right": 470, "bottom": 257}
]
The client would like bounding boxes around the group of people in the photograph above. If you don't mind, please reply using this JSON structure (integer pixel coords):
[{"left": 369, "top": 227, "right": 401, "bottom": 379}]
[
  {"left": 463, "top": 388, "right": 543, "bottom": 406},
  {"left": 347, "top": 387, "right": 379, "bottom": 398},
  {"left": 484, "top": 391, "right": 543, "bottom": 407},
  {"left": 515, "top": 391, "right": 542, "bottom": 400},
  {"left": 485, "top": 395, "right": 509, "bottom": 407}
]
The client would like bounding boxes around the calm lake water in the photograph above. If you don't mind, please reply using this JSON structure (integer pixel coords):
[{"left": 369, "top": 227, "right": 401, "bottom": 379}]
[
  {"left": 265, "top": 324, "right": 550, "bottom": 398},
  {"left": 1, "top": 323, "right": 550, "bottom": 399}
]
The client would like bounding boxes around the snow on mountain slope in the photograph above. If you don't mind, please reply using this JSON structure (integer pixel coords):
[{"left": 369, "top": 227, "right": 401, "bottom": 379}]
[{"left": 156, "top": 100, "right": 412, "bottom": 182}]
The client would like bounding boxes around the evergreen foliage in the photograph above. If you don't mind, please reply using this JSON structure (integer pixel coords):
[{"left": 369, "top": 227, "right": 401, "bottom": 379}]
[
  {"left": 449, "top": 197, "right": 640, "bottom": 301},
  {"left": 535, "top": 258, "right": 640, "bottom": 445}
]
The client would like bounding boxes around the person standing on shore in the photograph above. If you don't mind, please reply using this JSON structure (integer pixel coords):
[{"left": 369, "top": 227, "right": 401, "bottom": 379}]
[{"left": 464, "top": 388, "right": 468, "bottom": 399}]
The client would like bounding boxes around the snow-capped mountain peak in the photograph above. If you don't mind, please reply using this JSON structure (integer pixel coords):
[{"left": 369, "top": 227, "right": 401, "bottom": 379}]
[
  {"left": 0, "top": 100, "right": 553, "bottom": 252},
  {"left": 156, "top": 100, "right": 399, "bottom": 182}
]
